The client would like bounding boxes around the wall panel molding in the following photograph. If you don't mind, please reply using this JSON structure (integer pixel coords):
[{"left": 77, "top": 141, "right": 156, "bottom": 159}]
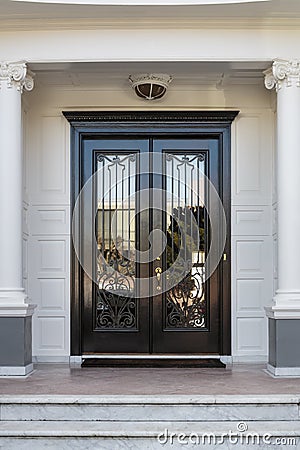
[
  {"left": 30, "top": 205, "right": 70, "bottom": 235},
  {"left": 232, "top": 206, "right": 271, "bottom": 236},
  {"left": 232, "top": 111, "right": 273, "bottom": 206},
  {"left": 24, "top": 97, "right": 274, "bottom": 361}
]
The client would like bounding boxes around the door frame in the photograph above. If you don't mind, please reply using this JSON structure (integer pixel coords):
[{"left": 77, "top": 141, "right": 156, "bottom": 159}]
[{"left": 63, "top": 110, "right": 239, "bottom": 357}]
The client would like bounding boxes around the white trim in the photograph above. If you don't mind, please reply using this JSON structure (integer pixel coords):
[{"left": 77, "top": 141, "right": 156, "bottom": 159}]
[
  {"left": 2, "top": 17, "right": 300, "bottom": 32},
  {"left": 220, "top": 356, "right": 232, "bottom": 365},
  {"left": 232, "top": 355, "right": 268, "bottom": 363},
  {"left": 33, "top": 356, "right": 70, "bottom": 363},
  {"left": 0, "top": 363, "right": 33, "bottom": 377},
  {"left": 267, "top": 364, "right": 300, "bottom": 377},
  {"left": 69, "top": 356, "right": 82, "bottom": 364},
  {"left": 2, "top": 28, "right": 300, "bottom": 63},
  {"left": 11, "top": 0, "right": 271, "bottom": 5},
  {"left": 0, "top": 304, "right": 36, "bottom": 317},
  {"left": 265, "top": 306, "right": 300, "bottom": 319}
]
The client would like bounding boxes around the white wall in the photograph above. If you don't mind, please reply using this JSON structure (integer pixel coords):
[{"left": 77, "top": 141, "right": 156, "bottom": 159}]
[
  {"left": 1, "top": 27, "right": 300, "bottom": 62},
  {"left": 24, "top": 82, "right": 274, "bottom": 362},
  {"left": 25, "top": 109, "right": 70, "bottom": 362},
  {"left": 231, "top": 110, "right": 274, "bottom": 362}
]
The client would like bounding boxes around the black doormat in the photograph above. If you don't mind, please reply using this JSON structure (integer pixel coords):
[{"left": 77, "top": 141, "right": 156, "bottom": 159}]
[{"left": 81, "top": 358, "right": 226, "bottom": 368}]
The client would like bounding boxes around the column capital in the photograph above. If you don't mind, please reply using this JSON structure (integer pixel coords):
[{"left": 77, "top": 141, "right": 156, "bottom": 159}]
[
  {"left": 264, "top": 59, "right": 300, "bottom": 92},
  {"left": 0, "top": 61, "right": 34, "bottom": 93}
]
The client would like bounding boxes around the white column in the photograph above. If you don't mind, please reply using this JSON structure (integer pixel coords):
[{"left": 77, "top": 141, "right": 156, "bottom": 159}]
[
  {"left": 264, "top": 59, "right": 300, "bottom": 318},
  {"left": 0, "top": 62, "right": 35, "bottom": 314}
]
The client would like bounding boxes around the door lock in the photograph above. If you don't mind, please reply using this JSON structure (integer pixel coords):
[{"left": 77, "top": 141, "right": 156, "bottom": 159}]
[{"left": 155, "top": 267, "right": 162, "bottom": 290}]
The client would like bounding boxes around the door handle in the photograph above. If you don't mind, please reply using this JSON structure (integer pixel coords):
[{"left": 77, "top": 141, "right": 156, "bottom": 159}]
[{"left": 155, "top": 267, "right": 162, "bottom": 291}]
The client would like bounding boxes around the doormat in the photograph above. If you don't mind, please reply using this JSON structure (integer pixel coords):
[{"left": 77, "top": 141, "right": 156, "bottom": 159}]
[{"left": 81, "top": 358, "right": 226, "bottom": 368}]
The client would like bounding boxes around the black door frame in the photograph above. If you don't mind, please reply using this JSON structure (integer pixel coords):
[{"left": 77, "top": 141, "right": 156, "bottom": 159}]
[{"left": 63, "top": 110, "right": 239, "bottom": 357}]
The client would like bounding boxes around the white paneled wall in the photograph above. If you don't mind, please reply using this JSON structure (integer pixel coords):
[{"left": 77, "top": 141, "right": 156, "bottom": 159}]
[
  {"left": 231, "top": 111, "right": 274, "bottom": 362},
  {"left": 24, "top": 85, "right": 274, "bottom": 362},
  {"left": 26, "top": 115, "right": 70, "bottom": 361}
]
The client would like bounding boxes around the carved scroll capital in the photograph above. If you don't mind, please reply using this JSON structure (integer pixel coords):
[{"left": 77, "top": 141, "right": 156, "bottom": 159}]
[
  {"left": 0, "top": 61, "right": 34, "bottom": 93},
  {"left": 264, "top": 59, "right": 300, "bottom": 92}
]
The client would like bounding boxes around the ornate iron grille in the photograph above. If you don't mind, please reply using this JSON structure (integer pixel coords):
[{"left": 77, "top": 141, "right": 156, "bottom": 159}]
[
  {"left": 96, "top": 153, "right": 137, "bottom": 330},
  {"left": 164, "top": 153, "right": 207, "bottom": 329}
]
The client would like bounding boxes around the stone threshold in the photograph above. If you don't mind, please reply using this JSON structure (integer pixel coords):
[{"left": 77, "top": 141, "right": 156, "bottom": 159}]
[
  {"left": 0, "top": 420, "right": 299, "bottom": 437},
  {"left": 0, "top": 394, "right": 299, "bottom": 404}
]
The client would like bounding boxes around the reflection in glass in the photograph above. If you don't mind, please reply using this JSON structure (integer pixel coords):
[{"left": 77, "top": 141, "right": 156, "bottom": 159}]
[
  {"left": 164, "top": 153, "right": 207, "bottom": 329},
  {"left": 96, "top": 153, "right": 137, "bottom": 330}
]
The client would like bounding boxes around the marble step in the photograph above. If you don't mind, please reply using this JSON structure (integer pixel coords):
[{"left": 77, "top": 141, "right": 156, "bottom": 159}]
[
  {"left": 0, "top": 395, "right": 299, "bottom": 422},
  {"left": 0, "top": 420, "right": 299, "bottom": 450}
]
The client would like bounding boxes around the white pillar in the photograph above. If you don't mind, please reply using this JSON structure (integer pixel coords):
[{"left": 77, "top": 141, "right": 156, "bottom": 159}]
[
  {"left": 0, "top": 62, "right": 34, "bottom": 307},
  {"left": 264, "top": 59, "right": 300, "bottom": 375},
  {"left": 0, "top": 62, "right": 35, "bottom": 375},
  {"left": 265, "top": 60, "right": 300, "bottom": 314}
]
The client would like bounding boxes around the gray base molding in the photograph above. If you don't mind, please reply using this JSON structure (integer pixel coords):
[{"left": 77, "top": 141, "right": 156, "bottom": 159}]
[
  {"left": 267, "top": 364, "right": 300, "bottom": 377},
  {"left": 0, "top": 316, "right": 33, "bottom": 375},
  {"left": 268, "top": 318, "right": 300, "bottom": 374},
  {"left": 0, "top": 363, "right": 33, "bottom": 377}
]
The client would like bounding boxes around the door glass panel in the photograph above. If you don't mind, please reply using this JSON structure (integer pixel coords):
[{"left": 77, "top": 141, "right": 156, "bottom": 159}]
[
  {"left": 164, "top": 152, "right": 207, "bottom": 329},
  {"left": 96, "top": 153, "right": 137, "bottom": 330}
]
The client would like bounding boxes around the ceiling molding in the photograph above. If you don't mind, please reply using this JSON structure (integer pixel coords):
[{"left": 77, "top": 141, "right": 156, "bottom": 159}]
[
  {"left": 28, "top": 61, "right": 266, "bottom": 89},
  {"left": 1, "top": 17, "right": 300, "bottom": 31},
  {"left": 12, "top": 0, "right": 270, "bottom": 4}
]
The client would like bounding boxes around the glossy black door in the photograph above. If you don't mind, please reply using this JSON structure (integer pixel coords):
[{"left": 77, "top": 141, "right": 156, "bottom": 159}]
[
  {"left": 80, "top": 137, "right": 222, "bottom": 354},
  {"left": 151, "top": 139, "right": 221, "bottom": 353},
  {"left": 81, "top": 139, "right": 150, "bottom": 353}
]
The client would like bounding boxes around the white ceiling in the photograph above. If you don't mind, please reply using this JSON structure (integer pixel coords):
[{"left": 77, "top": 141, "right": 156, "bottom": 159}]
[
  {"left": 29, "top": 61, "right": 268, "bottom": 88},
  {"left": 1, "top": 0, "right": 300, "bottom": 24}
]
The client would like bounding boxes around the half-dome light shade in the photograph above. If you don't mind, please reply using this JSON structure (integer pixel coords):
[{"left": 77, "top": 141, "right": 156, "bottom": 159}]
[{"left": 129, "top": 74, "right": 172, "bottom": 100}]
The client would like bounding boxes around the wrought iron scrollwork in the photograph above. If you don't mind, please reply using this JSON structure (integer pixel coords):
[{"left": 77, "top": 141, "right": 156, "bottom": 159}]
[
  {"left": 96, "top": 288, "right": 136, "bottom": 330},
  {"left": 166, "top": 268, "right": 206, "bottom": 328},
  {"left": 96, "top": 152, "right": 137, "bottom": 330},
  {"left": 164, "top": 153, "right": 207, "bottom": 329}
]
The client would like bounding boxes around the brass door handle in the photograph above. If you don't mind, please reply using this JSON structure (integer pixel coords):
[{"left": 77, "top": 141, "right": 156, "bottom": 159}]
[{"left": 155, "top": 267, "right": 162, "bottom": 290}]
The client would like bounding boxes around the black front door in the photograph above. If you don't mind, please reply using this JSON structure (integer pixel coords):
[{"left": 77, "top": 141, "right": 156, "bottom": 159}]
[
  {"left": 80, "top": 136, "right": 224, "bottom": 354},
  {"left": 66, "top": 110, "right": 237, "bottom": 357}
]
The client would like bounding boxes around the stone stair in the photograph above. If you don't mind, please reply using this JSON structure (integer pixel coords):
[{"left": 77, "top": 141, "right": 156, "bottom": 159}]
[{"left": 0, "top": 395, "right": 299, "bottom": 449}]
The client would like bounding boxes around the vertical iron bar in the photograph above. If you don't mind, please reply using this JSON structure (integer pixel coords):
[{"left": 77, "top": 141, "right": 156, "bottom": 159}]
[
  {"left": 108, "top": 164, "right": 112, "bottom": 261},
  {"left": 190, "top": 160, "right": 194, "bottom": 265},
  {"left": 102, "top": 159, "right": 105, "bottom": 270},
  {"left": 197, "top": 157, "right": 200, "bottom": 264},
  {"left": 121, "top": 162, "right": 124, "bottom": 257},
  {"left": 177, "top": 164, "right": 181, "bottom": 268},
  {"left": 149, "top": 142, "right": 153, "bottom": 353},
  {"left": 184, "top": 159, "right": 187, "bottom": 262},
  {"left": 128, "top": 159, "right": 131, "bottom": 262},
  {"left": 115, "top": 160, "right": 118, "bottom": 266},
  {"left": 171, "top": 157, "right": 174, "bottom": 265}
]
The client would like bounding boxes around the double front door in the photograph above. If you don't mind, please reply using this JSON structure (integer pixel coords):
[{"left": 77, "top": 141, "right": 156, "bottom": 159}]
[{"left": 79, "top": 135, "right": 226, "bottom": 354}]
